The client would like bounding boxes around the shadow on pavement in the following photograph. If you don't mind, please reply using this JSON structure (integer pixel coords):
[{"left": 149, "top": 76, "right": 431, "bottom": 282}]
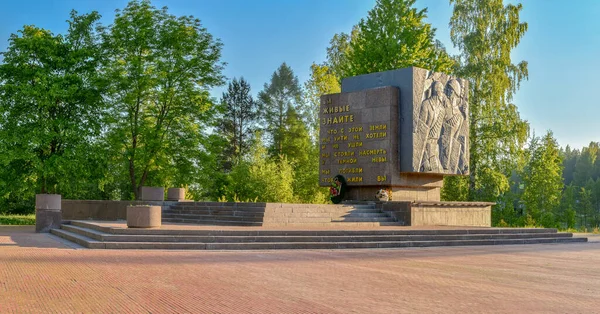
[{"left": 0, "top": 225, "right": 73, "bottom": 248}]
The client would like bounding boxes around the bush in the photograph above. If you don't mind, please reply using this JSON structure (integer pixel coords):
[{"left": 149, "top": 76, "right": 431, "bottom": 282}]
[
  {"left": 540, "top": 212, "right": 558, "bottom": 228},
  {"left": 0, "top": 214, "right": 35, "bottom": 225}
]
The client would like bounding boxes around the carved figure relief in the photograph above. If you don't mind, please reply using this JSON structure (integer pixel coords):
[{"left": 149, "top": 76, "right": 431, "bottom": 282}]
[{"left": 413, "top": 72, "right": 469, "bottom": 175}]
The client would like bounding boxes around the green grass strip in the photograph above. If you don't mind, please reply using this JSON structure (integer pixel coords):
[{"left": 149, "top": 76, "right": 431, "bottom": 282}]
[{"left": 0, "top": 214, "right": 36, "bottom": 225}]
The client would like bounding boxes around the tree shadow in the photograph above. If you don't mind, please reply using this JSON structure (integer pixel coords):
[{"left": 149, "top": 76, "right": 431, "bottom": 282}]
[{"left": 0, "top": 225, "right": 74, "bottom": 249}]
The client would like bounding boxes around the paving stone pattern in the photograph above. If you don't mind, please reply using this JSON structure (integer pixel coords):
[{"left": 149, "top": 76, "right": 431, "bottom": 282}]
[{"left": 1, "top": 226, "right": 600, "bottom": 313}]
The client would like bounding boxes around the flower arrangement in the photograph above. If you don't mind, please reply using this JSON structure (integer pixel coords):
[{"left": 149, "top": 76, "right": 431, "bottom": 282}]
[
  {"left": 330, "top": 181, "right": 340, "bottom": 198},
  {"left": 376, "top": 189, "right": 393, "bottom": 202},
  {"left": 329, "top": 175, "right": 347, "bottom": 204}
]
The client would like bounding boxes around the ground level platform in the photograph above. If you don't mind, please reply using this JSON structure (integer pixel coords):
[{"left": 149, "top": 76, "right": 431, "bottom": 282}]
[{"left": 0, "top": 225, "right": 598, "bottom": 313}]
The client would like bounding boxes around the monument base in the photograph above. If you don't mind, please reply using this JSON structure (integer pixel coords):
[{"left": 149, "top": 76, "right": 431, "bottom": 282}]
[
  {"left": 378, "top": 201, "right": 493, "bottom": 227},
  {"left": 344, "top": 173, "right": 443, "bottom": 202}
]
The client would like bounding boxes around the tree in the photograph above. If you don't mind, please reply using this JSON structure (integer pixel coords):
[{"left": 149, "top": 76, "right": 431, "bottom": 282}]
[
  {"left": 449, "top": 0, "right": 530, "bottom": 202},
  {"left": 0, "top": 11, "right": 104, "bottom": 201},
  {"left": 258, "top": 62, "right": 302, "bottom": 156},
  {"left": 226, "top": 133, "right": 295, "bottom": 203},
  {"left": 578, "top": 184, "right": 593, "bottom": 229},
  {"left": 521, "top": 132, "right": 563, "bottom": 223},
  {"left": 102, "top": 0, "right": 224, "bottom": 199},
  {"left": 573, "top": 142, "right": 598, "bottom": 187},
  {"left": 343, "top": 0, "right": 454, "bottom": 77},
  {"left": 559, "top": 183, "right": 577, "bottom": 229},
  {"left": 561, "top": 145, "right": 579, "bottom": 186},
  {"left": 217, "top": 77, "right": 258, "bottom": 169},
  {"left": 325, "top": 28, "right": 359, "bottom": 81},
  {"left": 303, "top": 63, "right": 341, "bottom": 142}
]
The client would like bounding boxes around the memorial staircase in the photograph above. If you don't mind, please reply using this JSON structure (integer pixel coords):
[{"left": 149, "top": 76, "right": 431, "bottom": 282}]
[
  {"left": 161, "top": 202, "right": 397, "bottom": 227},
  {"left": 50, "top": 201, "right": 587, "bottom": 250}
]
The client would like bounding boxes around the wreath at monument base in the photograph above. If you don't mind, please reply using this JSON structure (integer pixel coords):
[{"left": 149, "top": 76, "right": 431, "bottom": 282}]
[
  {"left": 329, "top": 175, "right": 347, "bottom": 204},
  {"left": 376, "top": 188, "right": 393, "bottom": 202}
]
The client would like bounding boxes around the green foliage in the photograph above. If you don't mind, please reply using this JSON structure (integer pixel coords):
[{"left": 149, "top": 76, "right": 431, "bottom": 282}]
[
  {"left": 344, "top": 0, "right": 454, "bottom": 77},
  {"left": 0, "top": 11, "right": 104, "bottom": 196},
  {"left": 217, "top": 77, "right": 258, "bottom": 169},
  {"left": 521, "top": 132, "right": 563, "bottom": 221},
  {"left": 303, "top": 63, "right": 341, "bottom": 142},
  {"left": 225, "top": 134, "right": 295, "bottom": 203},
  {"left": 102, "top": 0, "right": 224, "bottom": 199},
  {"left": 449, "top": 0, "right": 529, "bottom": 202},
  {"left": 0, "top": 214, "right": 35, "bottom": 225},
  {"left": 258, "top": 62, "right": 303, "bottom": 156},
  {"left": 441, "top": 176, "right": 469, "bottom": 201}
]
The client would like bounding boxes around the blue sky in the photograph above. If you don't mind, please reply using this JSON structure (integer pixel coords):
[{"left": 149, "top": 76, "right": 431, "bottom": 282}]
[{"left": 0, "top": 0, "right": 598, "bottom": 150}]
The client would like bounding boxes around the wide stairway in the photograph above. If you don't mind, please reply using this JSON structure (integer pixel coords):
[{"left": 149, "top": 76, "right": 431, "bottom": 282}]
[
  {"left": 162, "top": 202, "right": 398, "bottom": 227},
  {"left": 50, "top": 220, "right": 587, "bottom": 250}
]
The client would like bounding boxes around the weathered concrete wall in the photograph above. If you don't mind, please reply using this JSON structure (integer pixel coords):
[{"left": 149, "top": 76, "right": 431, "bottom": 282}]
[
  {"left": 62, "top": 200, "right": 176, "bottom": 221},
  {"left": 410, "top": 202, "right": 492, "bottom": 227},
  {"left": 377, "top": 201, "right": 493, "bottom": 227}
]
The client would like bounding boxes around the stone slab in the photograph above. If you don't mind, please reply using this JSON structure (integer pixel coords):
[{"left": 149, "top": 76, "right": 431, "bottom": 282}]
[
  {"left": 35, "top": 194, "right": 62, "bottom": 233},
  {"left": 167, "top": 188, "right": 185, "bottom": 201},
  {"left": 35, "top": 209, "right": 62, "bottom": 233},
  {"left": 341, "top": 67, "right": 469, "bottom": 175},
  {"left": 139, "top": 186, "right": 165, "bottom": 201},
  {"left": 126, "top": 206, "right": 162, "bottom": 228},
  {"left": 319, "top": 86, "right": 400, "bottom": 187}
]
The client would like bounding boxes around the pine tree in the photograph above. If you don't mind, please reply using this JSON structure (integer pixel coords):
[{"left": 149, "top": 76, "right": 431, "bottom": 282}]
[
  {"left": 521, "top": 132, "right": 563, "bottom": 224},
  {"left": 258, "top": 63, "right": 303, "bottom": 156},
  {"left": 218, "top": 77, "right": 258, "bottom": 169}
]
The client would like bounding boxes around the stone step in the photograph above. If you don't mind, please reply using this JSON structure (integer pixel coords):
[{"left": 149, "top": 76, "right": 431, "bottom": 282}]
[
  {"left": 332, "top": 217, "right": 396, "bottom": 222},
  {"left": 50, "top": 227, "right": 588, "bottom": 250},
  {"left": 169, "top": 206, "right": 268, "bottom": 213},
  {"left": 168, "top": 208, "right": 381, "bottom": 214},
  {"left": 260, "top": 217, "right": 395, "bottom": 223},
  {"left": 171, "top": 203, "right": 375, "bottom": 208},
  {"left": 161, "top": 218, "right": 263, "bottom": 226},
  {"left": 168, "top": 206, "right": 378, "bottom": 214},
  {"left": 162, "top": 213, "right": 264, "bottom": 222},
  {"left": 68, "top": 220, "right": 561, "bottom": 236},
  {"left": 163, "top": 209, "right": 266, "bottom": 217},
  {"left": 50, "top": 228, "right": 105, "bottom": 249},
  {"left": 260, "top": 222, "right": 401, "bottom": 227},
  {"left": 60, "top": 224, "right": 575, "bottom": 243}
]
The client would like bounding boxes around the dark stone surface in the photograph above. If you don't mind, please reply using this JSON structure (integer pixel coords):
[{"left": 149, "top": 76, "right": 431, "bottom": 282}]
[
  {"left": 341, "top": 67, "right": 469, "bottom": 175},
  {"left": 319, "top": 86, "right": 400, "bottom": 187},
  {"left": 35, "top": 209, "right": 62, "bottom": 233}
]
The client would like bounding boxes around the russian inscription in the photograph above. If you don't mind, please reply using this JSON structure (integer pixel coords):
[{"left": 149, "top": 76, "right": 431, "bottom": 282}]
[{"left": 319, "top": 87, "right": 398, "bottom": 187}]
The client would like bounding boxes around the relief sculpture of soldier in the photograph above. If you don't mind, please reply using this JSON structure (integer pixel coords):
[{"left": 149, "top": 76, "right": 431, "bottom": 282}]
[
  {"left": 440, "top": 79, "right": 469, "bottom": 174},
  {"left": 413, "top": 81, "right": 447, "bottom": 173},
  {"left": 414, "top": 77, "right": 469, "bottom": 174}
]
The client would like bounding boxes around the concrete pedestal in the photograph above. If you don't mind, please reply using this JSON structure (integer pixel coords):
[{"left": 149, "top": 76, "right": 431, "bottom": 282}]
[
  {"left": 127, "top": 206, "right": 161, "bottom": 228},
  {"left": 138, "top": 187, "right": 164, "bottom": 201},
  {"left": 35, "top": 194, "right": 62, "bottom": 233},
  {"left": 379, "top": 201, "right": 494, "bottom": 227},
  {"left": 345, "top": 173, "right": 444, "bottom": 202},
  {"left": 167, "top": 188, "right": 185, "bottom": 201}
]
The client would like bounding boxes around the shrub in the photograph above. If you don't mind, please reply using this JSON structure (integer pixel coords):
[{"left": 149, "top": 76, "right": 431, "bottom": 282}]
[{"left": 0, "top": 214, "right": 35, "bottom": 225}]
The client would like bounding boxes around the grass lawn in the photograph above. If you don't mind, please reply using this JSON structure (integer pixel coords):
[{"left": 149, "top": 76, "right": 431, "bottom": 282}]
[{"left": 0, "top": 214, "right": 35, "bottom": 225}]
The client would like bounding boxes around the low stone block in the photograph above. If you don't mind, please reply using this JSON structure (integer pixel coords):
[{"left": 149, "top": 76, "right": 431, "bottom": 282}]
[
  {"left": 167, "top": 188, "right": 185, "bottom": 201},
  {"left": 127, "top": 206, "right": 161, "bottom": 228},
  {"left": 139, "top": 187, "right": 165, "bottom": 201},
  {"left": 36, "top": 209, "right": 62, "bottom": 233},
  {"left": 35, "top": 194, "right": 62, "bottom": 233}
]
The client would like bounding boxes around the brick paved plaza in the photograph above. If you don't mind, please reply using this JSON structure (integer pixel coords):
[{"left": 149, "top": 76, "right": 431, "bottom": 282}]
[{"left": 1, "top": 226, "right": 599, "bottom": 313}]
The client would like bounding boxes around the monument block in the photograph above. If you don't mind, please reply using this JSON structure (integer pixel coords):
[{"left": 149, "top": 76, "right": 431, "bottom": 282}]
[
  {"left": 319, "top": 86, "right": 400, "bottom": 187},
  {"left": 320, "top": 67, "right": 470, "bottom": 201},
  {"left": 341, "top": 67, "right": 469, "bottom": 175}
]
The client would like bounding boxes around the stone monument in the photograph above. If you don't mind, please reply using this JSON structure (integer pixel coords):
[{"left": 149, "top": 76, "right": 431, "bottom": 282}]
[{"left": 319, "top": 67, "right": 491, "bottom": 226}]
